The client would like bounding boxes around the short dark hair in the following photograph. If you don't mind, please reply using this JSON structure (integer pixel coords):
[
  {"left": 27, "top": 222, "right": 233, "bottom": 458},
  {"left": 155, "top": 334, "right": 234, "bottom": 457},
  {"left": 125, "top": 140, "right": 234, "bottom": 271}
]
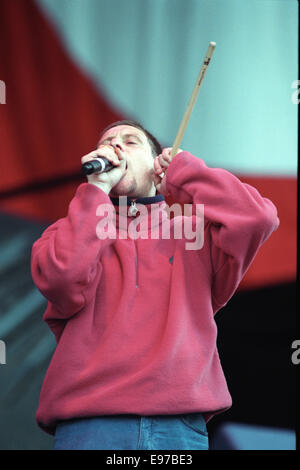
[{"left": 98, "top": 119, "right": 162, "bottom": 158}]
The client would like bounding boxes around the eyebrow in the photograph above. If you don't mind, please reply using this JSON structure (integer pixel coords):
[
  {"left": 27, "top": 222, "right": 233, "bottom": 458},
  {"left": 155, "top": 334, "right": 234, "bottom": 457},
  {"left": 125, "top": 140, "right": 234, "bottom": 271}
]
[{"left": 99, "top": 133, "right": 144, "bottom": 145}]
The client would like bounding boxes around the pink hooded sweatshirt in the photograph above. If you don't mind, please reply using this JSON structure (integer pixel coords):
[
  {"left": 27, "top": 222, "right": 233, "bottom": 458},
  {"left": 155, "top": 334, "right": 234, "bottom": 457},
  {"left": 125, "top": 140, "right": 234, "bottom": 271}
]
[{"left": 31, "top": 151, "right": 279, "bottom": 435}]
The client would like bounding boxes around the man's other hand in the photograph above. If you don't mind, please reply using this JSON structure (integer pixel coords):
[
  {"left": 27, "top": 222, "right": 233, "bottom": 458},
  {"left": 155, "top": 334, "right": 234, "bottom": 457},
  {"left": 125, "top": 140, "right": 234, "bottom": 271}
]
[{"left": 153, "top": 147, "right": 183, "bottom": 194}]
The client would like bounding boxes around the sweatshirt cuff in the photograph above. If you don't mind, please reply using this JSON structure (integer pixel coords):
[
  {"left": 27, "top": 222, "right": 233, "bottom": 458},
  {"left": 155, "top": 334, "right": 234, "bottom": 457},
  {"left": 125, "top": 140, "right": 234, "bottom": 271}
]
[{"left": 165, "top": 151, "right": 203, "bottom": 202}]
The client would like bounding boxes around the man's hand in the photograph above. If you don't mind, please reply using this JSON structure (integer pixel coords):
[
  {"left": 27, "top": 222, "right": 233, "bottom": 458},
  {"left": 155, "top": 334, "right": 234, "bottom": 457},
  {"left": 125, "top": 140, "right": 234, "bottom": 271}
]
[
  {"left": 81, "top": 145, "right": 127, "bottom": 194},
  {"left": 153, "top": 147, "right": 183, "bottom": 194}
]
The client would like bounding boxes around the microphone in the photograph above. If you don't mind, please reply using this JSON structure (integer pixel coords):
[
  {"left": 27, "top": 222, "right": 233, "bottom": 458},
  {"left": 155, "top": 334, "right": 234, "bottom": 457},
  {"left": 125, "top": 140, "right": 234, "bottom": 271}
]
[{"left": 82, "top": 158, "right": 114, "bottom": 176}]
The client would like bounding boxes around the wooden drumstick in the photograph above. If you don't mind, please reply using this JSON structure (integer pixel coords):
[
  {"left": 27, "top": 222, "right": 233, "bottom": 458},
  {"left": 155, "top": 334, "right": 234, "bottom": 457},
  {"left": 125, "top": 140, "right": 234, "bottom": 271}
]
[{"left": 170, "top": 41, "right": 216, "bottom": 159}]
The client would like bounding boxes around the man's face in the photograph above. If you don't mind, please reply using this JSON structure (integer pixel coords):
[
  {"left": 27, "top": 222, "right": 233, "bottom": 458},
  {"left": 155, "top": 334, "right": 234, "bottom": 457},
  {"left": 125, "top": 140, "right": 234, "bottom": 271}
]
[{"left": 97, "top": 125, "right": 156, "bottom": 198}]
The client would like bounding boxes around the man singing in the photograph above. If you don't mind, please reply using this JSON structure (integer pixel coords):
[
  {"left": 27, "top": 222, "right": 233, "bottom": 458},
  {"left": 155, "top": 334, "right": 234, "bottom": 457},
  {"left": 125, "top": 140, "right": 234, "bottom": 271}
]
[{"left": 31, "top": 119, "right": 279, "bottom": 450}]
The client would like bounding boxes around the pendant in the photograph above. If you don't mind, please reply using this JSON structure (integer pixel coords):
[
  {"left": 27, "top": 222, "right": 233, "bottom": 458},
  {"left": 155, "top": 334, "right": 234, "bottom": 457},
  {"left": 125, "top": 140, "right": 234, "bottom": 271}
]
[{"left": 128, "top": 201, "right": 139, "bottom": 217}]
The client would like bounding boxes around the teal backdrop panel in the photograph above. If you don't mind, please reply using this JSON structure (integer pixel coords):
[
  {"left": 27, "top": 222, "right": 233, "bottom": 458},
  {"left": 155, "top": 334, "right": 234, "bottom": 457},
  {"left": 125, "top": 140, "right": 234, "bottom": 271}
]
[{"left": 37, "top": 0, "right": 298, "bottom": 175}]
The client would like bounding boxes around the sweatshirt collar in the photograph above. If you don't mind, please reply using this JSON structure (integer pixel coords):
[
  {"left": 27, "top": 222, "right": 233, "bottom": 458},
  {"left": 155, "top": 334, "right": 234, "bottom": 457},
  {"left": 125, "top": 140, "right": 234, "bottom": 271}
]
[
  {"left": 108, "top": 193, "right": 167, "bottom": 232},
  {"left": 109, "top": 194, "right": 165, "bottom": 206}
]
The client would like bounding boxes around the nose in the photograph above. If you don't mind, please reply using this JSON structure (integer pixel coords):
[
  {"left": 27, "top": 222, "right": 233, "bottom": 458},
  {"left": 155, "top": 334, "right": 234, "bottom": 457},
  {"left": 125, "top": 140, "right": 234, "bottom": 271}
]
[{"left": 111, "top": 137, "right": 123, "bottom": 151}]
